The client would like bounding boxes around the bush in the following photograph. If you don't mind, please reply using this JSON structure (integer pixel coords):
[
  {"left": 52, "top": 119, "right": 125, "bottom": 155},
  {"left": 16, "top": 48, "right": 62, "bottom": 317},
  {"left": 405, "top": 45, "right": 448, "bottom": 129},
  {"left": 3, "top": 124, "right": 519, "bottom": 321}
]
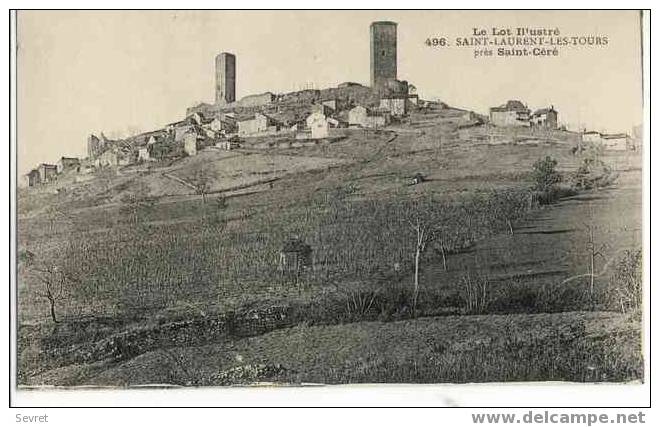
[
  {"left": 531, "top": 156, "right": 562, "bottom": 192},
  {"left": 473, "top": 278, "right": 592, "bottom": 314},
  {"left": 532, "top": 184, "right": 577, "bottom": 206},
  {"left": 608, "top": 249, "right": 642, "bottom": 313},
  {"left": 572, "top": 157, "right": 617, "bottom": 190},
  {"left": 461, "top": 273, "right": 490, "bottom": 314}
]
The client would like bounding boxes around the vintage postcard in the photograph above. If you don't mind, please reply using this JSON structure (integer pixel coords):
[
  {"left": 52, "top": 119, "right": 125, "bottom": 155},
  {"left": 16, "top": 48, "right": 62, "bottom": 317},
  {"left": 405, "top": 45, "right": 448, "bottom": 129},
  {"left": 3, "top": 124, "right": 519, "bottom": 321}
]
[{"left": 12, "top": 9, "right": 647, "bottom": 398}]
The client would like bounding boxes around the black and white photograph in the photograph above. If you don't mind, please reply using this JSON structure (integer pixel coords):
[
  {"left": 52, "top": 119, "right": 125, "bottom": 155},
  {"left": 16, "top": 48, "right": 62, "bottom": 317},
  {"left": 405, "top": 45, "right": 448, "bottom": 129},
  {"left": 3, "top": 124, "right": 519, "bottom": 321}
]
[{"left": 8, "top": 7, "right": 651, "bottom": 415}]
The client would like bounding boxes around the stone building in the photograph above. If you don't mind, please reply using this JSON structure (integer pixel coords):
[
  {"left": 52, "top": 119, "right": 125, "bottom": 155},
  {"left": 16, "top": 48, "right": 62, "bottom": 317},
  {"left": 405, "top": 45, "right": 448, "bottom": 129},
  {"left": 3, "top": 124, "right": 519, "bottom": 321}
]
[
  {"left": 191, "top": 111, "right": 215, "bottom": 127},
  {"left": 530, "top": 107, "right": 558, "bottom": 129},
  {"left": 26, "top": 169, "right": 41, "bottom": 187},
  {"left": 237, "top": 113, "right": 283, "bottom": 137},
  {"left": 184, "top": 132, "right": 198, "bottom": 156},
  {"left": 306, "top": 111, "right": 330, "bottom": 139},
  {"left": 379, "top": 96, "right": 407, "bottom": 116},
  {"left": 37, "top": 163, "right": 57, "bottom": 183},
  {"left": 56, "top": 157, "right": 80, "bottom": 174},
  {"left": 601, "top": 133, "right": 630, "bottom": 151},
  {"left": 137, "top": 147, "right": 153, "bottom": 162},
  {"left": 489, "top": 100, "right": 531, "bottom": 127},
  {"left": 348, "top": 105, "right": 389, "bottom": 128},
  {"left": 166, "top": 117, "right": 201, "bottom": 143},
  {"left": 210, "top": 117, "right": 237, "bottom": 135},
  {"left": 94, "top": 146, "right": 131, "bottom": 168},
  {"left": 581, "top": 131, "right": 630, "bottom": 151},
  {"left": 581, "top": 131, "right": 602, "bottom": 144}
]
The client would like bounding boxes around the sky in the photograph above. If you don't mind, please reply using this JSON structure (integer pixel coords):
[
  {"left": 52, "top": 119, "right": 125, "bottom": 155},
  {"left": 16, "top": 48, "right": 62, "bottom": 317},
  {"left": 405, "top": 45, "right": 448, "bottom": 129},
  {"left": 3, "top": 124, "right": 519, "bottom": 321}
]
[{"left": 16, "top": 10, "right": 643, "bottom": 175}]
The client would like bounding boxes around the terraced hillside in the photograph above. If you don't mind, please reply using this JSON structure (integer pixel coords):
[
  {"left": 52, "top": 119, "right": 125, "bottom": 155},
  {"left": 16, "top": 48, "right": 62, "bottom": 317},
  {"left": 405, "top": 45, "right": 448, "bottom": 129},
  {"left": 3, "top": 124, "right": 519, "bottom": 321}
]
[{"left": 16, "top": 105, "right": 643, "bottom": 386}]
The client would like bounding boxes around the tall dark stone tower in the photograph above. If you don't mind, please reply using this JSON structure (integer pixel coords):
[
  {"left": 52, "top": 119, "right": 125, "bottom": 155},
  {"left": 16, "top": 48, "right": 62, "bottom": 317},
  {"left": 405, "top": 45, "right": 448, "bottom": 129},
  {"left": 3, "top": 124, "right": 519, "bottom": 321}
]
[
  {"left": 215, "top": 52, "right": 236, "bottom": 105},
  {"left": 370, "top": 21, "right": 397, "bottom": 89}
]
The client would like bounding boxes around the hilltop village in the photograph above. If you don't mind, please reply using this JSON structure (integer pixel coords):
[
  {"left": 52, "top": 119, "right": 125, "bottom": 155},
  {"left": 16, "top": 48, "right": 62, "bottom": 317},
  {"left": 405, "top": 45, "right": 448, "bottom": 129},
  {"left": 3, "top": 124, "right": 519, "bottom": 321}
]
[
  {"left": 24, "top": 20, "right": 637, "bottom": 188},
  {"left": 16, "top": 17, "right": 645, "bottom": 388}
]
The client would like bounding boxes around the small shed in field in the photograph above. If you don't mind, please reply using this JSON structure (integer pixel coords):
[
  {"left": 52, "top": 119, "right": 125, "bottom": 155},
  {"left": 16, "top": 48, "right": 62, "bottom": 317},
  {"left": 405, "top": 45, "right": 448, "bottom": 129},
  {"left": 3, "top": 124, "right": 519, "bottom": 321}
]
[{"left": 279, "top": 238, "right": 313, "bottom": 276}]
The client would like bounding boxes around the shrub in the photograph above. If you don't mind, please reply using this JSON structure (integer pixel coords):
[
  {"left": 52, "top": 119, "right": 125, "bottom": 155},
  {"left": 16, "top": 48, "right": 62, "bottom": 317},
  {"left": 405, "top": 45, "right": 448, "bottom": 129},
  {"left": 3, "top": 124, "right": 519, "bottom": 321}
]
[
  {"left": 608, "top": 249, "right": 642, "bottom": 313},
  {"left": 461, "top": 273, "right": 490, "bottom": 314},
  {"left": 532, "top": 184, "right": 577, "bottom": 206},
  {"left": 531, "top": 156, "right": 562, "bottom": 192},
  {"left": 572, "top": 157, "right": 617, "bottom": 190},
  {"left": 341, "top": 287, "right": 379, "bottom": 321}
]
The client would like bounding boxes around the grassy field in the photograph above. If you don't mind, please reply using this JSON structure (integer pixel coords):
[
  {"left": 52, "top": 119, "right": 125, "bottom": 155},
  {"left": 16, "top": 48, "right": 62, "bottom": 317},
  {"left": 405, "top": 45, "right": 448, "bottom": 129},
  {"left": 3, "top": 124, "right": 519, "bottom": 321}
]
[
  {"left": 16, "top": 106, "right": 644, "bottom": 386},
  {"left": 25, "top": 311, "right": 642, "bottom": 386}
]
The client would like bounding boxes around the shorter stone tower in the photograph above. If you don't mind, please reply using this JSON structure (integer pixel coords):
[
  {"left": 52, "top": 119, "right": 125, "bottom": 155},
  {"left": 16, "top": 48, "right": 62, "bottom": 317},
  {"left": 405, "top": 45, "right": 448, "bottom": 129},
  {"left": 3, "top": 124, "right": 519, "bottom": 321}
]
[{"left": 215, "top": 52, "right": 236, "bottom": 105}]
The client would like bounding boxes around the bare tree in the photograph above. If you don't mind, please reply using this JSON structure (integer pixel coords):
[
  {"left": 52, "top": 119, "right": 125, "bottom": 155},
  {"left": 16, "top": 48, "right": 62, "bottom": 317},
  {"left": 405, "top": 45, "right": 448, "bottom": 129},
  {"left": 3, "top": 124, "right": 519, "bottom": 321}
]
[
  {"left": 20, "top": 253, "right": 76, "bottom": 323},
  {"left": 559, "top": 214, "right": 613, "bottom": 305},
  {"left": 405, "top": 196, "right": 442, "bottom": 316},
  {"left": 462, "top": 272, "right": 490, "bottom": 314},
  {"left": 410, "top": 217, "right": 429, "bottom": 314},
  {"left": 584, "top": 221, "right": 607, "bottom": 300},
  {"left": 488, "top": 189, "right": 528, "bottom": 236},
  {"left": 435, "top": 237, "right": 448, "bottom": 272},
  {"left": 431, "top": 205, "right": 459, "bottom": 272},
  {"left": 34, "top": 265, "right": 67, "bottom": 323}
]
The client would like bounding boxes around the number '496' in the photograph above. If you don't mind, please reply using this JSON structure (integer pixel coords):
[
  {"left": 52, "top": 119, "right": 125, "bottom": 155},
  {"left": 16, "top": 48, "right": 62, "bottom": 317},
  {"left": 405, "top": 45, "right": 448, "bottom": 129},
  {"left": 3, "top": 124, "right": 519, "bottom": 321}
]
[{"left": 425, "top": 37, "right": 447, "bottom": 47}]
